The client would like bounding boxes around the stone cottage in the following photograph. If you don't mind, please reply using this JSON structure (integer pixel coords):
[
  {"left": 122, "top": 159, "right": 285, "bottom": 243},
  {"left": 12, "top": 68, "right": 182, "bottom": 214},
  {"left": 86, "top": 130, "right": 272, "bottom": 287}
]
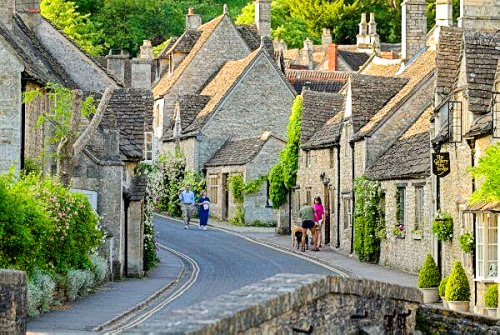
[
  {"left": 0, "top": 0, "right": 154, "bottom": 278},
  {"left": 205, "top": 131, "right": 285, "bottom": 224},
  {"left": 431, "top": 23, "right": 500, "bottom": 312}
]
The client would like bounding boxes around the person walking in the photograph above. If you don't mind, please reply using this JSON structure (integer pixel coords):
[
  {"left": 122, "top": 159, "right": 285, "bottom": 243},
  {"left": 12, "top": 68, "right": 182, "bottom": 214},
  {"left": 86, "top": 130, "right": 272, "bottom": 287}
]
[
  {"left": 198, "top": 190, "right": 210, "bottom": 230},
  {"left": 179, "top": 184, "right": 195, "bottom": 229},
  {"left": 298, "top": 202, "right": 319, "bottom": 252},
  {"left": 313, "top": 197, "right": 324, "bottom": 248}
]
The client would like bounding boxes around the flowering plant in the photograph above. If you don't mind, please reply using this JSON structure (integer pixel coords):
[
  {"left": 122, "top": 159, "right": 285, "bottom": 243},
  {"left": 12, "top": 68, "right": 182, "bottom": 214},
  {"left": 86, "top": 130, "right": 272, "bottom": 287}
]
[
  {"left": 431, "top": 211, "right": 453, "bottom": 242},
  {"left": 458, "top": 232, "right": 474, "bottom": 253},
  {"left": 392, "top": 224, "right": 405, "bottom": 237}
]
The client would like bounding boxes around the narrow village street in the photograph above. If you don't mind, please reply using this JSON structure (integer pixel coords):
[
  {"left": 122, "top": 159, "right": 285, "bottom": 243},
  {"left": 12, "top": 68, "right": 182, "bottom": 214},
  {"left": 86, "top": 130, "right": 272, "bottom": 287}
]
[{"left": 27, "top": 216, "right": 338, "bottom": 334}]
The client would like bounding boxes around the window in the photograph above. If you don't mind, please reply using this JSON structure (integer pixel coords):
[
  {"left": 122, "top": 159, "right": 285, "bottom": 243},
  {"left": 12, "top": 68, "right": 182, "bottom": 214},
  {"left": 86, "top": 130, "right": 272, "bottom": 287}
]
[
  {"left": 209, "top": 175, "right": 219, "bottom": 204},
  {"left": 476, "top": 213, "right": 499, "bottom": 280},
  {"left": 415, "top": 186, "right": 424, "bottom": 229},
  {"left": 266, "top": 181, "right": 272, "bottom": 207},
  {"left": 448, "top": 101, "right": 463, "bottom": 143},
  {"left": 144, "top": 132, "right": 153, "bottom": 161},
  {"left": 397, "top": 186, "right": 405, "bottom": 226},
  {"left": 306, "top": 188, "right": 312, "bottom": 206},
  {"left": 329, "top": 148, "right": 335, "bottom": 169},
  {"left": 493, "top": 92, "right": 500, "bottom": 138},
  {"left": 305, "top": 150, "right": 311, "bottom": 167},
  {"left": 342, "top": 196, "right": 352, "bottom": 230}
]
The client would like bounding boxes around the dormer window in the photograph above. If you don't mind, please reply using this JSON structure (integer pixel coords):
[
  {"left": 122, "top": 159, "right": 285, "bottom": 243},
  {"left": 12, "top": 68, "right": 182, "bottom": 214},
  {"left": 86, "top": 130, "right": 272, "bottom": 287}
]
[
  {"left": 493, "top": 92, "right": 500, "bottom": 138},
  {"left": 448, "top": 101, "right": 463, "bottom": 143},
  {"left": 144, "top": 132, "right": 153, "bottom": 161}
]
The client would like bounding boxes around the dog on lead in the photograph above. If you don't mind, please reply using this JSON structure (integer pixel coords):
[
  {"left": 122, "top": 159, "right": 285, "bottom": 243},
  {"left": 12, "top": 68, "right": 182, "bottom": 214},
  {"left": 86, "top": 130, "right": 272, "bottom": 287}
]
[{"left": 291, "top": 226, "right": 308, "bottom": 250}]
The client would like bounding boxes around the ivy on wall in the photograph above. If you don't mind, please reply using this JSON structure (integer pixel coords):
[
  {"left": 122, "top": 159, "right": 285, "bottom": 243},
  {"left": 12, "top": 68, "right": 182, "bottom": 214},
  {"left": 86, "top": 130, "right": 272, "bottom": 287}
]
[
  {"left": 268, "top": 95, "right": 302, "bottom": 208},
  {"left": 227, "top": 174, "right": 267, "bottom": 225},
  {"left": 353, "top": 176, "right": 385, "bottom": 263}
]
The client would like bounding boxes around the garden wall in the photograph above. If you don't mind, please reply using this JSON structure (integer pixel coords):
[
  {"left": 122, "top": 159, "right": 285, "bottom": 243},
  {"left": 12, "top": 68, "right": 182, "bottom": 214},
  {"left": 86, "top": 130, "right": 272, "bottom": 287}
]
[{"left": 0, "top": 270, "right": 27, "bottom": 334}]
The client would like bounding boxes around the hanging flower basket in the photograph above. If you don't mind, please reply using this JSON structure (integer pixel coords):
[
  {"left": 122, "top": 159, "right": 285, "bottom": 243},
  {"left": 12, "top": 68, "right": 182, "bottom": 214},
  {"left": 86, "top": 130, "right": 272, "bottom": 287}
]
[
  {"left": 431, "top": 211, "right": 453, "bottom": 242},
  {"left": 458, "top": 232, "right": 474, "bottom": 253}
]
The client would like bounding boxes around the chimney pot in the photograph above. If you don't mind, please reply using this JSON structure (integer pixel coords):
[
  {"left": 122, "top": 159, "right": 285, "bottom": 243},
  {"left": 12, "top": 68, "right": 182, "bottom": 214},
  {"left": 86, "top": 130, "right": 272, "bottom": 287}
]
[{"left": 188, "top": 8, "right": 194, "bottom": 15}]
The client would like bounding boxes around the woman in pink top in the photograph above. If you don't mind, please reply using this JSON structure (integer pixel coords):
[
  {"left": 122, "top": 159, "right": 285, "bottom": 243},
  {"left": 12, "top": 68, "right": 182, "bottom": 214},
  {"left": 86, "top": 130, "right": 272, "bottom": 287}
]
[{"left": 313, "top": 197, "right": 324, "bottom": 247}]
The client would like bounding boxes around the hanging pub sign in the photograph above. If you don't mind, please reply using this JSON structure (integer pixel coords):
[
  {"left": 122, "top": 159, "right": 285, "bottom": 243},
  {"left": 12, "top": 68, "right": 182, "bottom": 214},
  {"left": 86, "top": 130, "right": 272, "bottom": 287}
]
[{"left": 432, "top": 152, "right": 450, "bottom": 178}]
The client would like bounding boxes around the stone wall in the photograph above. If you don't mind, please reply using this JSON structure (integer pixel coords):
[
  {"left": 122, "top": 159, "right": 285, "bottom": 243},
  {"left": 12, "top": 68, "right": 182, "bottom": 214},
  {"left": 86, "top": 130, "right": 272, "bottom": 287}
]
[
  {"left": 379, "top": 178, "right": 434, "bottom": 274},
  {"left": 24, "top": 83, "right": 49, "bottom": 165},
  {"left": 205, "top": 165, "right": 244, "bottom": 222},
  {"left": 197, "top": 53, "right": 294, "bottom": 169},
  {"left": 0, "top": 38, "right": 23, "bottom": 172},
  {"left": 126, "top": 274, "right": 422, "bottom": 334},
  {"left": 416, "top": 305, "right": 500, "bottom": 333},
  {"left": 401, "top": 0, "right": 427, "bottom": 60},
  {"left": 162, "top": 138, "right": 197, "bottom": 171},
  {"left": 339, "top": 120, "right": 354, "bottom": 254},
  {"left": 0, "top": 270, "right": 27, "bottom": 334},
  {"left": 459, "top": 0, "right": 500, "bottom": 30}
]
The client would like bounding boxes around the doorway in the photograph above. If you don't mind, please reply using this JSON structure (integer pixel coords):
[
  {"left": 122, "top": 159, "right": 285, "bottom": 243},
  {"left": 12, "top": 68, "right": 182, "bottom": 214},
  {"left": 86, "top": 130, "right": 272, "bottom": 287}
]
[
  {"left": 222, "top": 173, "right": 229, "bottom": 221},
  {"left": 323, "top": 184, "right": 331, "bottom": 245}
]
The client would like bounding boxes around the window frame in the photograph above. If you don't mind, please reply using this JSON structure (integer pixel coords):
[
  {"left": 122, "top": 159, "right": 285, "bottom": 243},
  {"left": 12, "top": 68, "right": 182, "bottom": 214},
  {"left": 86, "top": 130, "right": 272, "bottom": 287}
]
[
  {"left": 475, "top": 213, "right": 499, "bottom": 281},
  {"left": 144, "top": 131, "right": 154, "bottom": 162},
  {"left": 209, "top": 174, "right": 219, "bottom": 205}
]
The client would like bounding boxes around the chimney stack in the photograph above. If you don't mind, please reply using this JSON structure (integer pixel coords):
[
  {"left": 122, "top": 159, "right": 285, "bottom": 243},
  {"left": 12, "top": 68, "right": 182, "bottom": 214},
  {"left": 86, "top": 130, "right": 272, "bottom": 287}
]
[
  {"left": 186, "top": 8, "right": 201, "bottom": 31},
  {"left": 139, "top": 40, "right": 154, "bottom": 61},
  {"left": 106, "top": 49, "right": 129, "bottom": 84},
  {"left": 327, "top": 43, "right": 337, "bottom": 71},
  {"left": 458, "top": 0, "right": 500, "bottom": 30},
  {"left": 303, "top": 37, "right": 314, "bottom": 70},
  {"left": 401, "top": 0, "right": 427, "bottom": 60},
  {"left": 359, "top": 13, "right": 368, "bottom": 36},
  {"left": 254, "top": 0, "right": 271, "bottom": 38},
  {"left": 322, "top": 28, "right": 332, "bottom": 47},
  {"left": 0, "top": 0, "right": 15, "bottom": 30},
  {"left": 15, "top": 0, "right": 40, "bottom": 13},
  {"left": 436, "top": 0, "right": 453, "bottom": 26}
]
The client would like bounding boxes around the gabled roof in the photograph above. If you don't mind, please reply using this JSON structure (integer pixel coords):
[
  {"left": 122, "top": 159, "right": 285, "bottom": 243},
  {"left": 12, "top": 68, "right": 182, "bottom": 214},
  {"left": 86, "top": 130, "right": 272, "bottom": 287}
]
[
  {"left": 366, "top": 106, "right": 432, "bottom": 181},
  {"left": 355, "top": 49, "right": 435, "bottom": 140},
  {"left": 205, "top": 134, "right": 282, "bottom": 167},
  {"left": 348, "top": 74, "right": 408, "bottom": 133},
  {"left": 285, "top": 69, "right": 348, "bottom": 94},
  {"left": 360, "top": 56, "right": 402, "bottom": 77},
  {"left": 152, "top": 14, "right": 226, "bottom": 98},
  {"left": 158, "top": 31, "right": 201, "bottom": 60},
  {"left": 163, "top": 94, "right": 210, "bottom": 139},
  {"left": 435, "top": 26, "right": 463, "bottom": 98},
  {"left": 301, "top": 90, "right": 344, "bottom": 144},
  {"left": 463, "top": 30, "right": 500, "bottom": 115},
  {"left": 156, "top": 37, "right": 179, "bottom": 59},
  {"left": 0, "top": 16, "right": 75, "bottom": 87},
  {"left": 301, "top": 111, "right": 344, "bottom": 150},
  {"left": 338, "top": 50, "right": 370, "bottom": 71},
  {"left": 103, "top": 89, "right": 153, "bottom": 159}
]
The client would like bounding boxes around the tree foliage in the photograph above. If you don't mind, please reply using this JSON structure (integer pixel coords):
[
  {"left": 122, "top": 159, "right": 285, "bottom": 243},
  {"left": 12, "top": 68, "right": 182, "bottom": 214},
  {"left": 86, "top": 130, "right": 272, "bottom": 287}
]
[
  {"left": 469, "top": 143, "right": 500, "bottom": 205},
  {"left": 353, "top": 176, "right": 385, "bottom": 263},
  {"left": 268, "top": 95, "right": 302, "bottom": 209},
  {"left": 227, "top": 174, "right": 267, "bottom": 225}
]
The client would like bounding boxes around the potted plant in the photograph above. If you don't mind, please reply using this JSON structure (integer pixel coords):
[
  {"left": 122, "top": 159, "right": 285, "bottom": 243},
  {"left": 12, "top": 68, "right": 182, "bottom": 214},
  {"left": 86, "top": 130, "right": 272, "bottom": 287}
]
[
  {"left": 485, "top": 284, "right": 498, "bottom": 317},
  {"left": 458, "top": 232, "right": 474, "bottom": 253},
  {"left": 431, "top": 211, "right": 453, "bottom": 242},
  {"left": 439, "top": 276, "right": 448, "bottom": 308},
  {"left": 392, "top": 224, "right": 405, "bottom": 238},
  {"left": 445, "top": 261, "right": 471, "bottom": 312},
  {"left": 418, "top": 254, "right": 441, "bottom": 303}
]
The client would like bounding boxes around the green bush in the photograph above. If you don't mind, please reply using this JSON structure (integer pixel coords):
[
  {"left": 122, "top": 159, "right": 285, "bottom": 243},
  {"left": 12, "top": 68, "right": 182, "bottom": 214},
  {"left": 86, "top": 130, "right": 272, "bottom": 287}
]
[
  {"left": 27, "top": 279, "right": 43, "bottom": 317},
  {"left": 439, "top": 276, "right": 448, "bottom": 297},
  {"left": 90, "top": 254, "right": 108, "bottom": 283},
  {"left": 485, "top": 284, "right": 498, "bottom": 308},
  {"left": 431, "top": 211, "right": 453, "bottom": 242},
  {"left": 458, "top": 232, "right": 474, "bottom": 253},
  {"left": 418, "top": 254, "right": 441, "bottom": 288},
  {"left": 32, "top": 270, "right": 56, "bottom": 313},
  {"left": 445, "top": 261, "right": 471, "bottom": 302}
]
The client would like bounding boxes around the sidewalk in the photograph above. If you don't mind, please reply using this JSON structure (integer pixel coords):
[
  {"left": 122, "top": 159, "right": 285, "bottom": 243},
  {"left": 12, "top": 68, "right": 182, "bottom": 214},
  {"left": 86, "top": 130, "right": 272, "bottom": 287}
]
[
  {"left": 201, "top": 217, "right": 418, "bottom": 288},
  {"left": 27, "top": 247, "right": 184, "bottom": 335}
]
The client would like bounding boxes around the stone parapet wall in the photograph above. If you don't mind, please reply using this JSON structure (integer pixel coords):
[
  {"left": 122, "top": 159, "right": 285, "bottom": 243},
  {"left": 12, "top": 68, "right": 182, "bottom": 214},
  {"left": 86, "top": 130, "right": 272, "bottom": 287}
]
[
  {"left": 416, "top": 305, "right": 500, "bottom": 333},
  {"left": 0, "top": 270, "right": 27, "bottom": 334},
  {"left": 126, "top": 274, "right": 422, "bottom": 334}
]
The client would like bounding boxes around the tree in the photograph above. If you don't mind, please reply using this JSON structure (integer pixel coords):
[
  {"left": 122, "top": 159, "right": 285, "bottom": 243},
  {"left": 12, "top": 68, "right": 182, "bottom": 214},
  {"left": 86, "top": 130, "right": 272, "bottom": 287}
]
[
  {"left": 41, "top": 0, "right": 105, "bottom": 55},
  {"left": 24, "top": 84, "right": 113, "bottom": 187},
  {"left": 268, "top": 95, "right": 302, "bottom": 208},
  {"left": 469, "top": 143, "right": 500, "bottom": 205}
]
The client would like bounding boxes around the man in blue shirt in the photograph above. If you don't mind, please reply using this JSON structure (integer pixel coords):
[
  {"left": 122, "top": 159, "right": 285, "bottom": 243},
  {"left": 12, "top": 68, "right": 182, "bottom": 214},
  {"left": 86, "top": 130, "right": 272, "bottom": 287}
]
[{"left": 179, "top": 184, "right": 195, "bottom": 229}]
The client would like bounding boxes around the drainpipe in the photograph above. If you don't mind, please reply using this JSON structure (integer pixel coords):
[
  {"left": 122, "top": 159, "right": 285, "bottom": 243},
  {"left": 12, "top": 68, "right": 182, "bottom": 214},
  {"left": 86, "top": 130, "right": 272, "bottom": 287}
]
[
  {"left": 434, "top": 144, "right": 442, "bottom": 274},
  {"left": 336, "top": 144, "right": 341, "bottom": 248},
  {"left": 467, "top": 138, "right": 477, "bottom": 306},
  {"left": 350, "top": 139, "right": 355, "bottom": 254}
]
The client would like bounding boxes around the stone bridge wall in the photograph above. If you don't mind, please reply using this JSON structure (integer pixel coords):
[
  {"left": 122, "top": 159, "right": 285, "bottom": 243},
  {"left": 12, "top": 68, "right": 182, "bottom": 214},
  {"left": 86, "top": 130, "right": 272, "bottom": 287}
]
[{"left": 0, "top": 270, "right": 27, "bottom": 334}]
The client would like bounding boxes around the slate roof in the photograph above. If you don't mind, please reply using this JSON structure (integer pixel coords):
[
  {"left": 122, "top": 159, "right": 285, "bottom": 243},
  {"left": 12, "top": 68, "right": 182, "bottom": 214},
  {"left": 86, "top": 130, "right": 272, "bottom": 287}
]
[
  {"left": 348, "top": 74, "right": 408, "bottom": 133},
  {"left": 435, "top": 26, "right": 463, "bottom": 98},
  {"left": 301, "top": 90, "right": 344, "bottom": 144},
  {"left": 301, "top": 111, "right": 344, "bottom": 150},
  {"left": 285, "top": 70, "right": 348, "bottom": 94},
  {"left": 463, "top": 30, "right": 500, "bottom": 115},
  {"left": 163, "top": 94, "right": 211, "bottom": 139},
  {"left": 338, "top": 50, "right": 370, "bottom": 71},
  {"left": 104, "top": 89, "right": 154, "bottom": 159},
  {"left": 205, "top": 136, "right": 271, "bottom": 167},
  {"left": 0, "top": 16, "right": 75, "bottom": 87},
  {"left": 465, "top": 113, "right": 492, "bottom": 138},
  {"left": 356, "top": 49, "right": 435, "bottom": 140},
  {"left": 366, "top": 106, "right": 432, "bottom": 180}
]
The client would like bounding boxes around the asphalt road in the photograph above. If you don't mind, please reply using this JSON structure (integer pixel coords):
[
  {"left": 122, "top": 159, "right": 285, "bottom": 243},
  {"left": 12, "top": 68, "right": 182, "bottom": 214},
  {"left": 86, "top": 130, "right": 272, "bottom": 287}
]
[{"left": 147, "top": 216, "right": 335, "bottom": 319}]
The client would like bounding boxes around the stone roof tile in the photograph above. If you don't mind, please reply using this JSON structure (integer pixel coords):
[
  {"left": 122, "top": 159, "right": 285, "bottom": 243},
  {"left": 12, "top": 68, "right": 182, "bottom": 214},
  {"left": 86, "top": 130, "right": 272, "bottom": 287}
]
[
  {"left": 465, "top": 113, "right": 492, "bottom": 138},
  {"left": 360, "top": 56, "right": 402, "bottom": 77},
  {"left": 338, "top": 50, "right": 370, "bottom": 71},
  {"left": 163, "top": 94, "right": 211, "bottom": 139},
  {"left": 301, "top": 111, "right": 344, "bottom": 150},
  {"left": 366, "top": 106, "right": 432, "bottom": 180},
  {"left": 301, "top": 90, "right": 344, "bottom": 144},
  {"left": 156, "top": 37, "right": 178, "bottom": 59},
  {"left": 205, "top": 136, "right": 267, "bottom": 167},
  {"left": 435, "top": 26, "right": 463, "bottom": 98},
  {"left": 285, "top": 69, "right": 348, "bottom": 94}
]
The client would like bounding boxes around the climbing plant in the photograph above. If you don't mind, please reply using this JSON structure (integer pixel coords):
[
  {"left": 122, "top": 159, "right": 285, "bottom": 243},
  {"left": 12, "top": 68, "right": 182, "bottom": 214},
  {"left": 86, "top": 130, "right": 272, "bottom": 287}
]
[
  {"left": 227, "top": 174, "right": 267, "bottom": 225},
  {"left": 353, "top": 176, "right": 385, "bottom": 263},
  {"left": 268, "top": 95, "right": 302, "bottom": 209}
]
